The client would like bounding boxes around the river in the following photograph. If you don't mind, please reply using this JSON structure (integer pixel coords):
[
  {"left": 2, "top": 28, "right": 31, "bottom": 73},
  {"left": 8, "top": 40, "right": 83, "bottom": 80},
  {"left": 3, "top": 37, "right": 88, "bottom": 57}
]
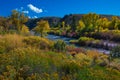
[
  {"left": 30, "top": 31, "right": 110, "bottom": 54},
  {"left": 46, "top": 34, "right": 110, "bottom": 54}
]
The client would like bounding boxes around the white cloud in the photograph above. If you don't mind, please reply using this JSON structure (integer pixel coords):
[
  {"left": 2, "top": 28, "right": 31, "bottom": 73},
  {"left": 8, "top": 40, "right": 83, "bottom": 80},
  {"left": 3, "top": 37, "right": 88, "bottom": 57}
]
[
  {"left": 22, "top": 11, "right": 29, "bottom": 14},
  {"left": 15, "top": 7, "right": 29, "bottom": 14},
  {"left": 33, "top": 16, "right": 38, "bottom": 18},
  {"left": 28, "top": 16, "right": 38, "bottom": 19},
  {"left": 28, "top": 4, "right": 43, "bottom": 13},
  {"left": 28, "top": 16, "right": 31, "bottom": 19}
]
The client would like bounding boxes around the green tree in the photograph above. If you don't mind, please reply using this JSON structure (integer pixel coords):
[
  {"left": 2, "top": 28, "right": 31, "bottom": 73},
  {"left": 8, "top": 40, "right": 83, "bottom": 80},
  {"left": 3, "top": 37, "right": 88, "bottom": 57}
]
[
  {"left": 76, "top": 20, "right": 85, "bottom": 35},
  {"left": 81, "top": 13, "right": 100, "bottom": 33},
  {"left": 19, "top": 13, "right": 28, "bottom": 32},
  {"left": 62, "top": 21, "right": 65, "bottom": 30},
  {"left": 20, "top": 24, "right": 29, "bottom": 35},
  {"left": 10, "top": 10, "right": 28, "bottom": 32},
  {"left": 109, "top": 16, "right": 120, "bottom": 30},
  {"left": 66, "top": 24, "right": 71, "bottom": 31},
  {"left": 10, "top": 10, "right": 20, "bottom": 30},
  {"left": 96, "top": 18, "right": 109, "bottom": 32},
  {"left": 77, "top": 21, "right": 85, "bottom": 31},
  {"left": 77, "top": 21, "right": 85, "bottom": 29},
  {"left": 0, "top": 17, "right": 12, "bottom": 33},
  {"left": 33, "top": 20, "right": 50, "bottom": 37}
]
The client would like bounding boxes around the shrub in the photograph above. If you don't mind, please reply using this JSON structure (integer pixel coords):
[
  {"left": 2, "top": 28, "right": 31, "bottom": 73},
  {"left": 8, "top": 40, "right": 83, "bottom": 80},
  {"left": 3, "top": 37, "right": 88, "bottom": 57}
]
[
  {"left": 55, "top": 30, "right": 62, "bottom": 35},
  {"left": 110, "top": 46, "right": 120, "bottom": 58},
  {"left": 75, "top": 53, "right": 92, "bottom": 66},
  {"left": 0, "top": 47, "right": 61, "bottom": 79},
  {"left": 85, "top": 30, "right": 120, "bottom": 42},
  {"left": 66, "top": 45, "right": 85, "bottom": 55},
  {"left": 0, "top": 34, "right": 120, "bottom": 80},
  {"left": 69, "top": 40, "right": 78, "bottom": 44},
  {"left": 78, "top": 37, "right": 114, "bottom": 50},
  {"left": 78, "top": 37, "right": 94, "bottom": 46},
  {"left": 23, "top": 36, "right": 53, "bottom": 50},
  {"left": 54, "top": 40, "right": 66, "bottom": 52}
]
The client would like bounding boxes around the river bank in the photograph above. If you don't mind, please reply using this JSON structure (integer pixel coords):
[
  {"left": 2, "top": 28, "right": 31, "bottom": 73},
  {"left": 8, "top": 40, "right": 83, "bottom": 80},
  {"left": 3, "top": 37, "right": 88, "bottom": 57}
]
[{"left": 46, "top": 34, "right": 110, "bottom": 54}]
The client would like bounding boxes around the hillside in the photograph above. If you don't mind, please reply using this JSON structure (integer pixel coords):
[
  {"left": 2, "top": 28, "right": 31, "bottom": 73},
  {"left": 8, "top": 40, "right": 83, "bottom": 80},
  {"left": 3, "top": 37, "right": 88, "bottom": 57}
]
[
  {"left": 26, "top": 17, "right": 61, "bottom": 29},
  {"left": 26, "top": 14, "right": 120, "bottom": 29}
]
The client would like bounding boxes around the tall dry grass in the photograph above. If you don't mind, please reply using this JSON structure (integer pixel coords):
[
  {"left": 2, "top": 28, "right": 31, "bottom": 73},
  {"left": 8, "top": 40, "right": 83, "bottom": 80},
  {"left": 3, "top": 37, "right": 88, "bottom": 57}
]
[{"left": 0, "top": 34, "right": 25, "bottom": 52}]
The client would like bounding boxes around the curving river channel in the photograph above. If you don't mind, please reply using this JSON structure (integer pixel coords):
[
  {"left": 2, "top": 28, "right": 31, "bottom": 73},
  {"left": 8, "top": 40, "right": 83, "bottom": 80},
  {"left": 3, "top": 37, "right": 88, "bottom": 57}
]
[{"left": 46, "top": 34, "right": 110, "bottom": 54}]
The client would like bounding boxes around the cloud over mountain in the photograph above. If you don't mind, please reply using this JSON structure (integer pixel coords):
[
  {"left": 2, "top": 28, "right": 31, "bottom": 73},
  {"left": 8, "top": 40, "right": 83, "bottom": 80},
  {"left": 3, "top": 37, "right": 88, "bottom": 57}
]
[{"left": 28, "top": 4, "right": 43, "bottom": 13}]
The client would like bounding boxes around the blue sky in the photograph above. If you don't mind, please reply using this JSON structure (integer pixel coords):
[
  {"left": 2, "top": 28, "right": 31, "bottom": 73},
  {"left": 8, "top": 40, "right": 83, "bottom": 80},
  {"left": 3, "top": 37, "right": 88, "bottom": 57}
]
[{"left": 0, "top": 0, "right": 120, "bottom": 18}]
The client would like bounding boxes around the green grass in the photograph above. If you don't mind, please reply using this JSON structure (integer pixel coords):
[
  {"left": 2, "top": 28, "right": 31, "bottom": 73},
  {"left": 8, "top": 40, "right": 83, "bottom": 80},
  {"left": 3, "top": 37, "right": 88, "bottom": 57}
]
[{"left": 0, "top": 34, "right": 120, "bottom": 80}]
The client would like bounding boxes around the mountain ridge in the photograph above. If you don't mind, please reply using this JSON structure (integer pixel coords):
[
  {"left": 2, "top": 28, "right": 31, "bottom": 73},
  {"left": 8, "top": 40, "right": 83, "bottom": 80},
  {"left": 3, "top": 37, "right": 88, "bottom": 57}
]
[{"left": 26, "top": 14, "right": 120, "bottom": 29}]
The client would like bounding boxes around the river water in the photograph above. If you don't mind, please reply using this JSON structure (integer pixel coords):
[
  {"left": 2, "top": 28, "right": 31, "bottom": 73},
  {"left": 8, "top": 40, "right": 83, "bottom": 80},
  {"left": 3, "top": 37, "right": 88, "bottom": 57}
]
[
  {"left": 46, "top": 34, "right": 110, "bottom": 54},
  {"left": 30, "top": 31, "right": 110, "bottom": 54}
]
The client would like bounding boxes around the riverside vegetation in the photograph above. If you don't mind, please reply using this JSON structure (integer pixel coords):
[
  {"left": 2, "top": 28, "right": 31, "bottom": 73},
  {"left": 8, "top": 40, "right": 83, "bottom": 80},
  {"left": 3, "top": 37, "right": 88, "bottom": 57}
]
[
  {"left": 49, "top": 13, "right": 120, "bottom": 50},
  {"left": 0, "top": 10, "right": 120, "bottom": 80}
]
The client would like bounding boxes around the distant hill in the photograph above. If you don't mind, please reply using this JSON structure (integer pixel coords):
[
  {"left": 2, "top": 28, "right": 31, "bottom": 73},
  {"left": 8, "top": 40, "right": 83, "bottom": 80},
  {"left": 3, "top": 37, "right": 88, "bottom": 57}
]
[
  {"left": 26, "top": 17, "right": 61, "bottom": 29},
  {"left": 26, "top": 14, "right": 120, "bottom": 29}
]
